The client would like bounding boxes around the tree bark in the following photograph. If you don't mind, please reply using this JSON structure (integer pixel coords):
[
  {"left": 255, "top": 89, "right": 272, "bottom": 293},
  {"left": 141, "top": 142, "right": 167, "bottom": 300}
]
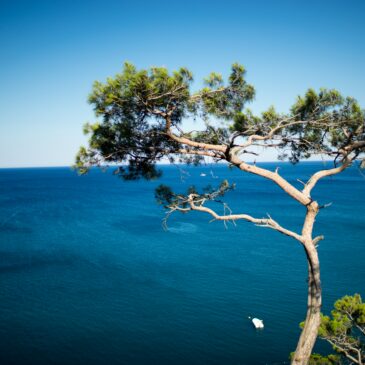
[
  {"left": 291, "top": 203, "right": 322, "bottom": 365},
  {"left": 292, "top": 248, "right": 322, "bottom": 364}
]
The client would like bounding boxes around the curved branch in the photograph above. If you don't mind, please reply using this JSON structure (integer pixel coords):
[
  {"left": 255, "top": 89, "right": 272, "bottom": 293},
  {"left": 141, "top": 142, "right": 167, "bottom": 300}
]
[
  {"left": 229, "top": 152, "right": 312, "bottom": 206},
  {"left": 326, "top": 338, "right": 362, "bottom": 364},
  {"left": 190, "top": 86, "right": 230, "bottom": 100},
  {"left": 355, "top": 323, "right": 365, "bottom": 336},
  {"left": 166, "top": 120, "right": 227, "bottom": 153},
  {"left": 313, "top": 235, "right": 324, "bottom": 247},
  {"left": 303, "top": 159, "right": 352, "bottom": 196},
  {"left": 176, "top": 149, "right": 221, "bottom": 158},
  {"left": 188, "top": 196, "right": 303, "bottom": 242},
  {"left": 165, "top": 117, "right": 312, "bottom": 206},
  {"left": 236, "top": 116, "right": 335, "bottom": 149}
]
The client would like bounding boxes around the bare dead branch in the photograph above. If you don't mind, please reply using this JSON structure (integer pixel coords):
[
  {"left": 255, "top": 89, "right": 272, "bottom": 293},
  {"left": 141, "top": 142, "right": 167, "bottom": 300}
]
[
  {"left": 187, "top": 194, "right": 303, "bottom": 242},
  {"left": 313, "top": 235, "right": 324, "bottom": 247}
]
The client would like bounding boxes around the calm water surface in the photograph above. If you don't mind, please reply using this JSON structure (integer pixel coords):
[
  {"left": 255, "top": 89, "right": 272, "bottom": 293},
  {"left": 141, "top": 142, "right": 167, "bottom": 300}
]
[{"left": 0, "top": 163, "right": 364, "bottom": 365}]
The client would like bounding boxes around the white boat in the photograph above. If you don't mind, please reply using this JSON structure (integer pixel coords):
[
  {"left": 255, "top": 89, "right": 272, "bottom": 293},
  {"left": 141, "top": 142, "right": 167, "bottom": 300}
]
[
  {"left": 200, "top": 173, "right": 207, "bottom": 177},
  {"left": 252, "top": 317, "right": 264, "bottom": 329}
]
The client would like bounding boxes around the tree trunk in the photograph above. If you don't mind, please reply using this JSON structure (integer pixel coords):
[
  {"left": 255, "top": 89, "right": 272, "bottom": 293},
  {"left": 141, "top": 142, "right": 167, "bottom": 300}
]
[{"left": 291, "top": 245, "right": 322, "bottom": 365}]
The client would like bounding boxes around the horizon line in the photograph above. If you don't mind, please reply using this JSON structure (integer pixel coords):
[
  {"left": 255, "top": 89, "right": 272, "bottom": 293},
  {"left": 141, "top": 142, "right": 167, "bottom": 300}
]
[{"left": 0, "top": 160, "right": 336, "bottom": 170}]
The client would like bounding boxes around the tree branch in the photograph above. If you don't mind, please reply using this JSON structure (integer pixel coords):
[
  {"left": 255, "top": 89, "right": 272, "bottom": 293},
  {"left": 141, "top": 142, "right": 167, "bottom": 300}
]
[
  {"left": 165, "top": 116, "right": 227, "bottom": 152},
  {"left": 188, "top": 195, "right": 303, "bottom": 242},
  {"left": 236, "top": 116, "right": 335, "bottom": 149},
  {"left": 326, "top": 338, "right": 362, "bottom": 365},
  {"left": 303, "top": 159, "right": 352, "bottom": 196},
  {"left": 229, "top": 152, "right": 312, "bottom": 206},
  {"left": 176, "top": 149, "right": 221, "bottom": 158},
  {"left": 165, "top": 117, "right": 313, "bottom": 206}
]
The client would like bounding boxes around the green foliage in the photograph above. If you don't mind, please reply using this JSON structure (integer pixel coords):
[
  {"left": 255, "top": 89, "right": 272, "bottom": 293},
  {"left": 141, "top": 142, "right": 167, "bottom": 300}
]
[
  {"left": 290, "top": 352, "right": 341, "bottom": 365},
  {"left": 315, "top": 294, "right": 365, "bottom": 364},
  {"left": 76, "top": 62, "right": 196, "bottom": 178},
  {"left": 197, "top": 63, "right": 255, "bottom": 120},
  {"left": 155, "top": 185, "right": 175, "bottom": 208},
  {"left": 319, "top": 294, "right": 365, "bottom": 337},
  {"left": 189, "top": 125, "right": 230, "bottom": 145},
  {"left": 75, "top": 62, "right": 258, "bottom": 179},
  {"left": 282, "top": 89, "right": 365, "bottom": 163},
  {"left": 309, "top": 354, "right": 341, "bottom": 365},
  {"left": 76, "top": 61, "right": 365, "bottom": 179},
  {"left": 231, "top": 109, "right": 261, "bottom": 134}
]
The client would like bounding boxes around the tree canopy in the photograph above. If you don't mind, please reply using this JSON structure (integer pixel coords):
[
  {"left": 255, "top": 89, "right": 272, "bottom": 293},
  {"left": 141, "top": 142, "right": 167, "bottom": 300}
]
[{"left": 75, "top": 62, "right": 365, "bottom": 181}]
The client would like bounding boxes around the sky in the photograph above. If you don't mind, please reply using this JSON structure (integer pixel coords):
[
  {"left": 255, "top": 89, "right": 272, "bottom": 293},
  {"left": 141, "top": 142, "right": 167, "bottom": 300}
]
[{"left": 1, "top": 0, "right": 365, "bottom": 167}]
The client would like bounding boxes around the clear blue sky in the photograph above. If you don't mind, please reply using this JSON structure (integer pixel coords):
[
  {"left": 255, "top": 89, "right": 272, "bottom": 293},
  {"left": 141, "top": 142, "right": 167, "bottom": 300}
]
[{"left": 1, "top": 0, "right": 365, "bottom": 167}]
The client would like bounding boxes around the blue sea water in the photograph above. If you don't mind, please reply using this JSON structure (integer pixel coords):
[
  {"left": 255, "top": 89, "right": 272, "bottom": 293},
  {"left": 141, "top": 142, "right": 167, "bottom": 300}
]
[{"left": 0, "top": 162, "right": 364, "bottom": 365}]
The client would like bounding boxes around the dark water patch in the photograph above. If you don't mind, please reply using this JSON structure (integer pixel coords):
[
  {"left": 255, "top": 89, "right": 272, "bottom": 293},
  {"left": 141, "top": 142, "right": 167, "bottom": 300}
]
[
  {"left": 0, "top": 250, "right": 76, "bottom": 274},
  {"left": 166, "top": 222, "right": 199, "bottom": 234},
  {"left": 110, "top": 215, "right": 164, "bottom": 235},
  {"left": 0, "top": 222, "right": 33, "bottom": 234}
]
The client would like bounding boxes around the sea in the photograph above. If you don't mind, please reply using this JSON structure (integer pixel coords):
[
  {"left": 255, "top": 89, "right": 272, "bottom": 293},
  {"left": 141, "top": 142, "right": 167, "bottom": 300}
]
[{"left": 0, "top": 162, "right": 364, "bottom": 365}]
